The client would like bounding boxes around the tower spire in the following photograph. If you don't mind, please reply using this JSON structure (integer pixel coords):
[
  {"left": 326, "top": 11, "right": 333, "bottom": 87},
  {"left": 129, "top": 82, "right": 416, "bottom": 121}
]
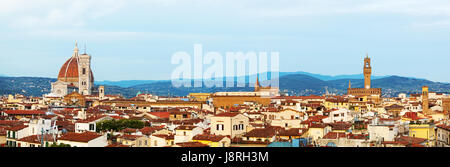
[
  {"left": 255, "top": 75, "right": 260, "bottom": 92},
  {"left": 73, "top": 40, "right": 79, "bottom": 57}
]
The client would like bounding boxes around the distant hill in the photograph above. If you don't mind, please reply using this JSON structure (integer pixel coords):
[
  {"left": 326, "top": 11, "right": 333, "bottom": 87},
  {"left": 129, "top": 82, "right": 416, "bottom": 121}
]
[
  {"left": 95, "top": 80, "right": 167, "bottom": 88},
  {"left": 0, "top": 77, "right": 55, "bottom": 97},
  {"left": 94, "top": 71, "right": 390, "bottom": 88},
  {"left": 1, "top": 74, "right": 449, "bottom": 98},
  {"left": 281, "top": 71, "right": 388, "bottom": 81}
]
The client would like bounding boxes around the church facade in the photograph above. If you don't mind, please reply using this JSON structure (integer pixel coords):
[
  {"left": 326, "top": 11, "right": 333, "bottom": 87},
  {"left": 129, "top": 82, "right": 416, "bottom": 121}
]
[
  {"left": 50, "top": 42, "right": 94, "bottom": 97},
  {"left": 347, "top": 55, "right": 382, "bottom": 97}
]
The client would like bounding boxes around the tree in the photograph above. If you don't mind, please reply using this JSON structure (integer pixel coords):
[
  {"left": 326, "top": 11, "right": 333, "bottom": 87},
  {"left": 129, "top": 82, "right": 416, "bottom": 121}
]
[
  {"left": 50, "top": 142, "right": 71, "bottom": 147},
  {"left": 96, "top": 119, "right": 145, "bottom": 132}
]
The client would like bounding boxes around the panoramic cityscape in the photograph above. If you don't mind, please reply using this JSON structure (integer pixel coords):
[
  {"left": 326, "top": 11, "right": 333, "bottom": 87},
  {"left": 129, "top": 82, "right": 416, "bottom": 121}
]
[
  {"left": 0, "top": 42, "right": 449, "bottom": 148},
  {"left": 1, "top": 1, "right": 450, "bottom": 149}
]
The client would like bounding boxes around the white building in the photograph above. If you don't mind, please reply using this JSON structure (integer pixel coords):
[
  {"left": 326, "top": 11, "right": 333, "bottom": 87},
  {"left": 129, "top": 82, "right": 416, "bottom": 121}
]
[
  {"left": 322, "top": 108, "right": 353, "bottom": 123},
  {"left": 57, "top": 132, "right": 107, "bottom": 147},
  {"left": 173, "top": 125, "right": 203, "bottom": 144}
]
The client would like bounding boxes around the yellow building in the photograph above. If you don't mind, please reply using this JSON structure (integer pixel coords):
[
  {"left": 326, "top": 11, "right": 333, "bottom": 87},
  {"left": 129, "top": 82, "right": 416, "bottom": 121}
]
[
  {"left": 192, "top": 134, "right": 231, "bottom": 147},
  {"left": 188, "top": 93, "right": 211, "bottom": 102},
  {"left": 304, "top": 124, "right": 332, "bottom": 140},
  {"left": 409, "top": 123, "right": 435, "bottom": 147},
  {"left": 324, "top": 98, "right": 349, "bottom": 110},
  {"left": 117, "top": 135, "right": 141, "bottom": 147}
]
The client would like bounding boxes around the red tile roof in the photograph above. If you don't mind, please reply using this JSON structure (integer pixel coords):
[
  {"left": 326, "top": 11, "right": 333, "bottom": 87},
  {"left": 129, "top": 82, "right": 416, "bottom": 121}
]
[
  {"left": 119, "top": 134, "right": 142, "bottom": 140},
  {"left": 58, "top": 132, "right": 103, "bottom": 143},
  {"left": 139, "top": 126, "right": 163, "bottom": 135},
  {"left": 106, "top": 143, "right": 130, "bottom": 147},
  {"left": 175, "top": 142, "right": 209, "bottom": 147},
  {"left": 193, "top": 134, "right": 227, "bottom": 142},
  {"left": 214, "top": 112, "right": 240, "bottom": 117},
  {"left": 243, "top": 127, "right": 277, "bottom": 138},
  {"left": 18, "top": 134, "right": 56, "bottom": 144},
  {"left": 152, "top": 134, "right": 174, "bottom": 140},
  {"left": 175, "top": 125, "right": 197, "bottom": 130},
  {"left": 322, "top": 132, "right": 347, "bottom": 139},
  {"left": 148, "top": 112, "right": 170, "bottom": 119},
  {"left": 77, "top": 115, "right": 107, "bottom": 123},
  {"left": 2, "top": 110, "right": 46, "bottom": 115},
  {"left": 5, "top": 125, "right": 28, "bottom": 131}
]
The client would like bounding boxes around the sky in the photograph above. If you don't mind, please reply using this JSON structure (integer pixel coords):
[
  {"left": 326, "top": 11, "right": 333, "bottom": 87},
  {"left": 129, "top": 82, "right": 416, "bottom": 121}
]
[{"left": 0, "top": 0, "right": 449, "bottom": 82}]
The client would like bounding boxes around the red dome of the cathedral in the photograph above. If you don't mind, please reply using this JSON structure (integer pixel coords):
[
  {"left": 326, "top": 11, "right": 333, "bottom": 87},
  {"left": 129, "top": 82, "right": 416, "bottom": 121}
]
[{"left": 58, "top": 56, "right": 79, "bottom": 82}]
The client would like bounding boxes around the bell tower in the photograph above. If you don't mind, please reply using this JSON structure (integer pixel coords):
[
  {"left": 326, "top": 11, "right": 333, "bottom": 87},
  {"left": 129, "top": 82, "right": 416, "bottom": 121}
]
[
  {"left": 422, "top": 86, "right": 429, "bottom": 115},
  {"left": 363, "top": 54, "right": 371, "bottom": 89},
  {"left": 78, "top": 42, "right": 93, "bottom": 95}
]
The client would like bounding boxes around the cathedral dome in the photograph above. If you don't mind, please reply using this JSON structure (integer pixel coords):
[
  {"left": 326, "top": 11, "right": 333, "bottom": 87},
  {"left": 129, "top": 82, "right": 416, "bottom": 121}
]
[{"left": 58, "top": 56, "right": 79, "bottom": 82}]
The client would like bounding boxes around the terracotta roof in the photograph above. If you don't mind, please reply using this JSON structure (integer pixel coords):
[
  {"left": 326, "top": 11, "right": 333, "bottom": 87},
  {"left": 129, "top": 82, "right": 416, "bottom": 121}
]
[
  {"left": 175, "top": 125, "right": 197, "bottom": 130},
  {"left": 193, "top": 134, "right": 227, "bottom": 142},
  {"left": 5, "top": 125, "right": 28, "bottom": 131},
  {"left": 322, "top": 132, "right": 347, "bottom": 139},
  {"left": 119, "top": 134, "right": 142, "bottom": 140},
  {"left": 214, "top": 112, "right": 240, "bottom": 117},
  {"left": 58, "top": 132, "right": 103, "bottom": 143},
  {"left": 437, "top": 124, "right": 450, "bottom": 131},
  {"left": 322, "top": 132, "right": 368, "bottom": 140},
  {"left": 0, "top": 120, "right": 23, "bottom": 126},
  {"left": 152, "top": 134, "right": 174, "bottom": 140},
  {"left": 17, "top": 134, "right": 56, "bottom": 144},
  {"left": 122, "top": 128, "right": 138, "bottom": 133},
  {"left": 402, "top": 112, "right": 426, "bottom": 120},
  {"left": 271, "top": 95, "right": 324, "bottom": 100},
  {"left": 385, "top": 104, "right": 404, "bottom": 110},
  {"left": 148, "top": 112, "right": 170, "bottom": 119},
  {"left": 277, "top": 128, "right": 303, "bottom": 136},
  {"left": 327, "top": 123, "right": 352, "bottom": 131},
  {"left": 139, "top": 126, "right": 163, "bottom": 135},
  {"left": 309, "top": 123, "right": 328, "bottom": 128},
  {"left": 243, "top": 127, "right": 277, "bottom": 138},
  {"left": 2, "top": 110, "right": 46, "bottom": 115},
  {"left": 175, "top": 142, "right": 209, "bottom": 147},
  {"left": 106, "top": 143, "right": 130, "bottom": 147},
  {"left": 77, "top": 115, "right": 107, "bottom": 123},
  {"left": 383, "top": 136, "right": 427, "bottom": 147}
]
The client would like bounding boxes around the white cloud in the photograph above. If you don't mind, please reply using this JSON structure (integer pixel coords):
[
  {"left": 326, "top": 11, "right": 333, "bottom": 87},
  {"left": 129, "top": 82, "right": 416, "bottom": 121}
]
[
  {"left": 1, "top": 0, "right": 125, "bottom": 28},
  {"left": 3, "top": 0, "right": 450, "bottom": 35}
]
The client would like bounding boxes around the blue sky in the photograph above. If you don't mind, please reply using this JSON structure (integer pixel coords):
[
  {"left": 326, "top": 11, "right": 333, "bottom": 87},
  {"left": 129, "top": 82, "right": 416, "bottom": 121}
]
[{"left": 0, "top": 0, "right": 449, "bottom": 82}]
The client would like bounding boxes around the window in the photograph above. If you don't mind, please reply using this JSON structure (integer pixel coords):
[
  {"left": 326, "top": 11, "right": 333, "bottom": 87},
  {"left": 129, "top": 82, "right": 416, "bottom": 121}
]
[
  {"left": 82, "top": 68, "right": 86, "bottom": 75},
  {"left": 89, "top": 124, "right": 95, "bottom": 131},
  {"left": 216, "top": 124, "right": 224, "bottom": 131},
  {"left": 154, "top": 141, "right": 157, "bottom": 146}
]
